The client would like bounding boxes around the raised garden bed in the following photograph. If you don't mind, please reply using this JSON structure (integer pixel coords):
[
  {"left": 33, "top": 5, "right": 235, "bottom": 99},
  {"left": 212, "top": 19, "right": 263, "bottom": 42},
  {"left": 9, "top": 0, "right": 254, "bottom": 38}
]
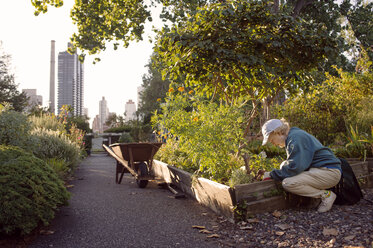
[{"left": 152, "top": 160, "right": 372, "bottom": 220}]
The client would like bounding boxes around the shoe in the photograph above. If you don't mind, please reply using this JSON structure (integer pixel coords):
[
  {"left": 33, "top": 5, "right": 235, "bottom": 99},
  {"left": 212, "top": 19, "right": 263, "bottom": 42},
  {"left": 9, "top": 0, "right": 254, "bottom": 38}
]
[{"left": 318, "top": 191, "right": 337, "bottom": 213}]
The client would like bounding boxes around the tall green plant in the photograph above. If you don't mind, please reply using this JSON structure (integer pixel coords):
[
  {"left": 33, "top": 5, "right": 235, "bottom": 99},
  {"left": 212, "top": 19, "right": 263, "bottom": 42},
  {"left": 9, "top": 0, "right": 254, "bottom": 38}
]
[
  {"left": 152, "top": 87, "right": 247, "bottom": 183},
  {"left": 359, "top": 126, "right": 373, "bottom": 157}
]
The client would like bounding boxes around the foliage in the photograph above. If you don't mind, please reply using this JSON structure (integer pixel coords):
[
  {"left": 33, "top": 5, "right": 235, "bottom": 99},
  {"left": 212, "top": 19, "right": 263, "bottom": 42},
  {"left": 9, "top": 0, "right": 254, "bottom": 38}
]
[
  {"left": 0, "top": 108, "right": 32, "bottom": 150},
  {"left": 154, "top": 138, "right": 199, "bottom": 173},
  {"left": 127, "top": 119, "right": 153, "bottom": 142},
  {"left": 244, "top": 139, "right": 286, "bottom": 159},
  {"left": 66, "top": 115, "right": 92, "bottom": 134},
  {"left": 30, "top": 128, "right": 81, "bottom": 171},
  {"left": 340, "top": 0, "right": 373, "bottom": 61},
  {"left": 29, "top": 113, "right": 65, "bottom": 134},
  {"left": 229, "top": 152, "right": 283, "bottom": 186},
  {"left": 26, "top": 105, "right": 51, "bottom": 116},
  {"left": 359, "top": 126, "right": 373, "bottom": 156},
  {"left": 153, "top": 88, "right": 249, "bottom": 183},
  {"left": 138, "top": 56, "right": 171, "bottom": 123},
  {"left": 44, "top": 158, "right": 70, "bottom": 180},
  {"left": 0, "top": 145, "right": 69, "bottom": 235},
  {"left": 104, "top": 125, "right": 131, "bottom": 133},
  {"left": 83, "top": 134, "right": 93, "bottom": 150},
  {"left": 104, "top": 113, "right": 125, "bottom": 129},
  {"left": 31, "top": 0, "right": 361, "bottom": 67},
  {"left": 229, "top": 168, "right": 253, "bottom": 187},
  {"left": 272, "top": 52, "right": 373, "bottom": 145},
  {"left": 0, "top": 44, "right": 28, "bottom": 111},
  {"left": 55, "top": 105, "right": 87, "bottom": 149},
  {"left": 153, "top": 0, "right": 344, "bottom": 140},
  {"left": 30, "top": 108, "right": 87, "bottom": 150},
  {"left": 119, "top": 132, "right": 134, "bottom": 143},
  {"left": 334, "top": 125, "right": 373, "bottom": 159}
]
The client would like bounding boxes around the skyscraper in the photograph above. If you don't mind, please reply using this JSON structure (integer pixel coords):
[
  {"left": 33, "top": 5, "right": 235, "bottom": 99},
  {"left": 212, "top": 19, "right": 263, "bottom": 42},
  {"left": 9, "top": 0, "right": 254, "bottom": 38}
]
[
  {"left": 125, "top": 99, "right": 136, "bottom": 122},
  {"left": 99, "top": 96, "right": 109, "bottom": 133},
  {"left": 22, "top": 89, "right": 42, "bottom": 112},
  {"left": 57, "top": 43, "right": 84, "bottom": 116}
]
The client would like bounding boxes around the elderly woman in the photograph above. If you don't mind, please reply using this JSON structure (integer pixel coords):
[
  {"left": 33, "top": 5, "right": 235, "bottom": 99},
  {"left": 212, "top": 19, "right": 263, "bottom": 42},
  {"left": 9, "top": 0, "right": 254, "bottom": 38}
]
[{"left": 261, "top": 119, "right": 342, "bottom": 213}]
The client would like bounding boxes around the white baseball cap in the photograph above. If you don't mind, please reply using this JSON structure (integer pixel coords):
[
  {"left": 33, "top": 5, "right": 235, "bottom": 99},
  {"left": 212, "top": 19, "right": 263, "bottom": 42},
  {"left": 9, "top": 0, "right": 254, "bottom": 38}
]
[{"left": 261, "top": 119, "right": 283, "bottom": 145}]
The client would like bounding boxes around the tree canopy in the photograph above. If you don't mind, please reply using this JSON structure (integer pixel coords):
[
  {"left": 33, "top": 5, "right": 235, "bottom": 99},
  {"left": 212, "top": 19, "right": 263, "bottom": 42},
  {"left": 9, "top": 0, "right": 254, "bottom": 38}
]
[
  {"left": 0, "top": 44, "right": 28, "bottom": 112},
  {"left": 137, "top": 55, "right": 170, "bottom": 123},
  {"left": 32, "top": 0, "right": 371, "bottom": 63}
]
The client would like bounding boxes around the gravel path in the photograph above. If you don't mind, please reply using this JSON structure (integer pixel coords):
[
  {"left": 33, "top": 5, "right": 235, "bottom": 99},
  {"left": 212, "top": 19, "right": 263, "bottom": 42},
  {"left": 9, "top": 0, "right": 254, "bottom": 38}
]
[
  {"left": 28, "top": 153, "right": 221, "bottom": 248},
  {"left": 209, "top": 188, "right": 373, "bottom": 248}
]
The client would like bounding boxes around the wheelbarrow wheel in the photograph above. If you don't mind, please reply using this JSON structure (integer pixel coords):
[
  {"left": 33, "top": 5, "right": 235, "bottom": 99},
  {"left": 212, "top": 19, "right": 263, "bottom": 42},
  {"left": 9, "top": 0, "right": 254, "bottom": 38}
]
[{"left": 136, "top": 162, "right": 149, "bottom": 188}]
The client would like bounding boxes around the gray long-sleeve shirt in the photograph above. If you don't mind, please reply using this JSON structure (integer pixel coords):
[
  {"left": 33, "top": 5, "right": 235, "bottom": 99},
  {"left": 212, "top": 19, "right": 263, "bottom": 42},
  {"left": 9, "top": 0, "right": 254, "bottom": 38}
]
[{"left": 270, "top": 127, "right": 341, "bottom": 181}]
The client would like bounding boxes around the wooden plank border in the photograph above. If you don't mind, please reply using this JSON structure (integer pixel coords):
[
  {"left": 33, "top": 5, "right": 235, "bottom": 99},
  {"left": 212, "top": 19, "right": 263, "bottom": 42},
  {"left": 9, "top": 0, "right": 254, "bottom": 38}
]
[
  {"left": 152, "top": 160, "right": 235, "bottom": 219},
  {"left": 152, "top": 160, "right": 373, "bottom": 220}
]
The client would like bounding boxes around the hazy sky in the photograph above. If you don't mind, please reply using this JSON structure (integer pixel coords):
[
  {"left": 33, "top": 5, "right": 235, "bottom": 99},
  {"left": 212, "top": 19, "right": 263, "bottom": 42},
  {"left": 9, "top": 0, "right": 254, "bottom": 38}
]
[{"left": 0, "top": 0, "right": 161, "bottom": 124}]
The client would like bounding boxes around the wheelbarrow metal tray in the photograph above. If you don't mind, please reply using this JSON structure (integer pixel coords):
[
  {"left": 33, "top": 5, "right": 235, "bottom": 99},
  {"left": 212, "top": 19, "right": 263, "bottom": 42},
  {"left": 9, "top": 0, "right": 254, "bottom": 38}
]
[
  {"left": 104, "top": 142, "right": 162, "bottom": 181},
  {"left": 109, "top": 142, "right": 163, "bottom": 163}
]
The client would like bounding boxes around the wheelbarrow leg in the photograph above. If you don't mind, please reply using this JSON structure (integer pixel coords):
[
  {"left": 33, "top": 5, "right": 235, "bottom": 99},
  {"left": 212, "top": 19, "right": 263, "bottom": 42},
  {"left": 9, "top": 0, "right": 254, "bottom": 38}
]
[
  {"left": 118, "top": 167, "right": 126, "bottom": 184},
  {"left": 116, "top": 161, "right": 126, "bottom": 184}
]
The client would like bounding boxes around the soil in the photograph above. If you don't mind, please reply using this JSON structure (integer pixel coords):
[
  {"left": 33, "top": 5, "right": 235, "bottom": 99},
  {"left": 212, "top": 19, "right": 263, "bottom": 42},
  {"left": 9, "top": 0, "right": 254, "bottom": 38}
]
[{"left": 199, "top": 188, "right": 373, "bottom": 248}]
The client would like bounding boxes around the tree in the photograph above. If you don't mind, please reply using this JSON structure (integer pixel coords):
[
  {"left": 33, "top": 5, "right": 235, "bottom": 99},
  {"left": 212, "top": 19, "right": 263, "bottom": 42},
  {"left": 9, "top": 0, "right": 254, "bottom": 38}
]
[
  {"left": 154, "top": 0, "right": 341, "bottom": 138},
  {"left": 137, "top": 55, "right": 170, "bottom": 123},
  {"left": 0, "top": 43, "right": 28, "bottom": 111},
  {"left": 340, "top": 0, "right": 373, "bottom": 61},
  {"left": 31, "top": 0, "right": 358, "bottom": 62}
]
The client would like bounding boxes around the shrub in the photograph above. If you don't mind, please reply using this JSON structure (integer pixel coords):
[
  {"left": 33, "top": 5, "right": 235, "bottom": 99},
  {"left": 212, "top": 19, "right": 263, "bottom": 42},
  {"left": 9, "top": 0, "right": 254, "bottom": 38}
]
[
  {"left": 104, "top": 125, "right": 131, "bottom": 133},
  {"left": 154, "top": 137, "right": 199, "bottom": 173},
  {"left": 153, "top": 91, "right": 247, "bottom": 183},
  {"left": 44, "top": 158, "right": 70, "bottom": 180},
  {"left": 229, "top": 168, "right": 253, "bottom": 187},
  {"left": 0, "top": 109, "right": 31, "bottom": 150},
  {"left": 119, "top": 132, "right": 134, "bottom": 143},
  {"left": 272, "top": 54, "right": 373, "bottom": 145},
  {"left": 30, "top": 128, "right": 81, "bottom": 171},
  {"left": 29, "top": 113, "right": 86, "bottom": 150},
  {"left": 29, "top": 113, "right": 65, "bottom": 134},
  {"left": 0, "top": 145, "right": 69, "bottom": 235}
]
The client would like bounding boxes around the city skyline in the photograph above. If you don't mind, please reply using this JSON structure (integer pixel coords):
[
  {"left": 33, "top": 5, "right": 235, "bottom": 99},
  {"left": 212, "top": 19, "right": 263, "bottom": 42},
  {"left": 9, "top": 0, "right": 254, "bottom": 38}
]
[{"left": 0, "top": 0, "right": 160, "bottom": 125}]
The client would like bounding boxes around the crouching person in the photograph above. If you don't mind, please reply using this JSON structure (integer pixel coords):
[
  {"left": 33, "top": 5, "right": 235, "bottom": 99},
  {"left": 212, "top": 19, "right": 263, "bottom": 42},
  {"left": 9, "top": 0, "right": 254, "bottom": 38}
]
[{"left": 261, "top": 119, "right": 342, "bottom": 213}]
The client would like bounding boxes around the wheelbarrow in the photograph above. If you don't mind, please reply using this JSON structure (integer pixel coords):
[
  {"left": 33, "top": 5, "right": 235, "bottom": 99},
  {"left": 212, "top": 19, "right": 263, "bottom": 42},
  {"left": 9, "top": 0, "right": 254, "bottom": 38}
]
[{"left": 103, "top": 142, "right": 163, "bottom": 188}]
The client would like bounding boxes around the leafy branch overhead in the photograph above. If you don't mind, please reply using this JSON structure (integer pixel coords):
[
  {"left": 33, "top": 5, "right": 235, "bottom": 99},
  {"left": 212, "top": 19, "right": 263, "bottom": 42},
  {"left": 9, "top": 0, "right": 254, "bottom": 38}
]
[
  {"left": 156, "top": 1, "right": 339, "bottom": 99},
  {"left": 31, "top": 0, "right": 371, "bottom": 63}
]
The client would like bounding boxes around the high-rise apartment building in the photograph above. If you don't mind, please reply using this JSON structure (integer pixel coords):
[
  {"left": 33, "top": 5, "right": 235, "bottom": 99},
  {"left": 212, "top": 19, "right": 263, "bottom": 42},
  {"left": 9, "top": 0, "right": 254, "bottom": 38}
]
[
  {"left": 92, "top": 115, "right": 100, "bottom": 133},
  {"left": 99, "top": 96, "right": 109, "bottom": 133},
  {"left": 125, "top": 99, "right": 136, "bottom": 122},
  {"left": 57, "top": 43, "right": 84, "bottom": 116},
  {"left": 22, "top": 89, "right": 42, "bottom": 112}
]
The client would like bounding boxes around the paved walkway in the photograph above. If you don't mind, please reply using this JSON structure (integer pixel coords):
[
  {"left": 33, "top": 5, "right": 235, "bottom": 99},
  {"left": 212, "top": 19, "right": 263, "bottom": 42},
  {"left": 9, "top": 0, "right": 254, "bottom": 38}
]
[{"left": 29, "top": 153, "right": 219, "bottom": 248}]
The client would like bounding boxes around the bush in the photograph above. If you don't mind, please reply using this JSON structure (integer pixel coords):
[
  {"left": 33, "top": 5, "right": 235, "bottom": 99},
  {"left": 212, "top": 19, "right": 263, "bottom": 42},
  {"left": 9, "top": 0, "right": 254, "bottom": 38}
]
[
  {"left": 229, "top": 168, "right": 253, "bottom": 187},
  {"left": 153, "top": 91, "right": 247, "bottom": 183},
  {"left": 119, "top": 132, "right": 134, "bottom": 143},
  {"left": 104, "top": 125, "right": 131, "bottom": 133},
  {"left": 44, "top": 158, "right": 70, "bottom": 180},
  {"left": 0, "top": 145, "right": 70, "bottom": 235},
  {"left": 29, "top": 113, "right": 65, "bottom": 134},
  {"left": 0, "top": 110, "right": 31, "bottom": 150},
  {"left": 30, "top": 128, "right": 81, "bottom": 171}
]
